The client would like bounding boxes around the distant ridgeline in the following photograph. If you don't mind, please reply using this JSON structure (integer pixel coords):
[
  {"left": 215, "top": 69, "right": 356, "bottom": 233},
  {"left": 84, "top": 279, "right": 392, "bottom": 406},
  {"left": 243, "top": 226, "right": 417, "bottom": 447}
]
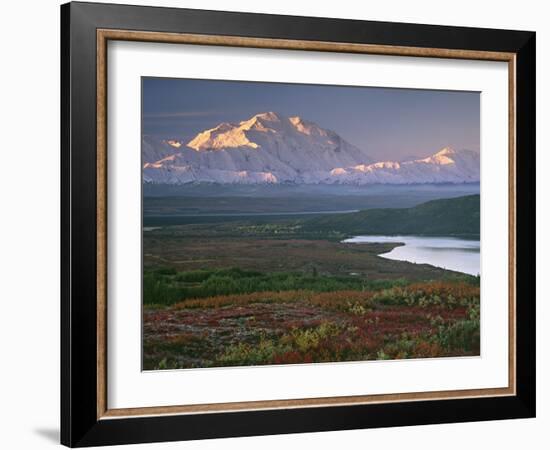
[{"left": 302, "top": 194, "right": 480, "bottom": 237}]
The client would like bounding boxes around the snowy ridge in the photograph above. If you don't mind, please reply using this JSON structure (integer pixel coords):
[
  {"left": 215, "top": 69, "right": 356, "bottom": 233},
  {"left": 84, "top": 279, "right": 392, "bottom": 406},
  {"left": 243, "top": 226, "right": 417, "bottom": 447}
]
[
  {"left": 143, "top": 112, "right": 479, "bottom": 185},
  {"left": 321, "top": 148, "right": 480, "bottom": 184}
]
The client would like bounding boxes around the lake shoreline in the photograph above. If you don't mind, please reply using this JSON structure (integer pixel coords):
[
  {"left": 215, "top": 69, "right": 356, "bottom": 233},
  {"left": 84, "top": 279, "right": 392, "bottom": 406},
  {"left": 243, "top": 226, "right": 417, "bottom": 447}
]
[{"left": 343, "top": 235, "right": 480, "bottom": 276}]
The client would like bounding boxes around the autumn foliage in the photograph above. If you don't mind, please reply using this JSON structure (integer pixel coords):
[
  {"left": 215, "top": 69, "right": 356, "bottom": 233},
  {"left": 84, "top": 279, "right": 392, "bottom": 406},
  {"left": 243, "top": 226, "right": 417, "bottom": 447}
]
[{"left": 143, "top": 280, "right": 480, "bottom": 370}]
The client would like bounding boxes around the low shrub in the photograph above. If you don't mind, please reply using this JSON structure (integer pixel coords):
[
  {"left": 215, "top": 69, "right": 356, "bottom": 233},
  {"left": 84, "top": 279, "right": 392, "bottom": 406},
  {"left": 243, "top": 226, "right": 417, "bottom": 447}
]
[
  {"left": 144, "top": 267, "right": 414, "bottom": 306},
  {"left": 433, "top": 305, "right": 480, "bottom": 353}
]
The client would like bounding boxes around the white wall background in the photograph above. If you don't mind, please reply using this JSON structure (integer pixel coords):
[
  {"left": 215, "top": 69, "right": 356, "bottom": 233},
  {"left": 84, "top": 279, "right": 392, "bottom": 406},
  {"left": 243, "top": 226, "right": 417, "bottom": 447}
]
[{"left": 0, "top": 0, "right": 546, "bottom": 449}]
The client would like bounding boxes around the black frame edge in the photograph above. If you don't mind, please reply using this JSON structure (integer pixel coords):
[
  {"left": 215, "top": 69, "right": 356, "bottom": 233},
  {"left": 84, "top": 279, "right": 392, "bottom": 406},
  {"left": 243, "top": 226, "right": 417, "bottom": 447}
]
[
  {"left": 514, "top": 32, "right": 536, "bottom": 418},
  {"left": 60, "top": 2, "right": 536, "bottom": 447},
  {"left": 60, "top": 2, "right": 72, "bottom": 447},
  {"left": 62, "top": 2, "right": 101, "bottom": 446}
]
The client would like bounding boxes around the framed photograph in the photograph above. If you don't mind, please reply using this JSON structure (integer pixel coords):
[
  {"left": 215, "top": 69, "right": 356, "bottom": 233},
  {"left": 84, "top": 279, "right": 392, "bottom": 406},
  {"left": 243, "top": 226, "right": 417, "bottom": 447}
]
[{"left": 61, "top": 1, "right": 536, "bottom": 447}]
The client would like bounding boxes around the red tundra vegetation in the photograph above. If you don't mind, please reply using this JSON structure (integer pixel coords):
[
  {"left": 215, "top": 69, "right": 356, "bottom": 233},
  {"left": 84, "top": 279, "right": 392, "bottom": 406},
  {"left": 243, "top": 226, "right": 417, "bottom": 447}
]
[{"left": 143, "top": 280, "right": 480, "bottom": 370}]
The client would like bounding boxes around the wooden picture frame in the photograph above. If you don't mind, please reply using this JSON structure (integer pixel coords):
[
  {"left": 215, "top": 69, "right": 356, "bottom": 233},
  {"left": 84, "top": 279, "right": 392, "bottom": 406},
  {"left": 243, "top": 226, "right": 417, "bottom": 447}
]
[{"left": 61, "top": 1, "right": 535, "bottom": 446}]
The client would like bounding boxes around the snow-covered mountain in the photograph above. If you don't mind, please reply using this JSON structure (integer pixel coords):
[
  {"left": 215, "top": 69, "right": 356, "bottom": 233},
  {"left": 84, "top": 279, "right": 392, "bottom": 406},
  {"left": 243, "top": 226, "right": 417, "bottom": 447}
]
[
  {"left": 143, "top": 112, "right": 479, "bottom": 185},
  {"left": 321, "top": 148, "right": 480, "bottom": 184}
]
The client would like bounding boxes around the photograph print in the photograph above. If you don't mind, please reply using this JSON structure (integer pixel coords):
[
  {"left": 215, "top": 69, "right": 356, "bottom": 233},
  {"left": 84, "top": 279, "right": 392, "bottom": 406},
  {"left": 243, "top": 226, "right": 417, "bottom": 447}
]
[{"left": 142, "top": 78, "right": 481, "bottom": 370}]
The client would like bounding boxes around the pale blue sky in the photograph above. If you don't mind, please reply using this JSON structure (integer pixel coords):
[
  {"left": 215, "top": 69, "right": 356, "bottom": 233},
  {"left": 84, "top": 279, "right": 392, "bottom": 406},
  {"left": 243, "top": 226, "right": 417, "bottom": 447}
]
[{"left": 142, "top": 77, "right": 480, "bottom": 161}]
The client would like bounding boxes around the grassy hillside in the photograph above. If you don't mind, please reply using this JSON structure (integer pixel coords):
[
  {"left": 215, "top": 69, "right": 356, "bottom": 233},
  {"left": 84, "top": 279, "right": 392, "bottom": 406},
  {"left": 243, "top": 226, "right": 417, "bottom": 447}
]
[{"left": 302, "top": 194, "right": 480, "bottom": 237}]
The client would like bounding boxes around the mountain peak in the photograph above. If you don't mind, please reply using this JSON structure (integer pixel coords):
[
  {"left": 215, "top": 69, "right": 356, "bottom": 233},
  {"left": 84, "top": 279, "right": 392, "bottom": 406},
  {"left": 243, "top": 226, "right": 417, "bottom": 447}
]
[
  {"left": 239, "top": 112, "right": 285, "bottom": 132},
  {"left": 187, "top": 112, "right": 355, "bottom": 154},
  {"left": 253, "top": 111, "right": 282, "bottom": 121},
  {"left": 417, "top": 147, "right": 457, "bottom": 165},
  {"left": 434, "top": 147, "right": 456, "bottom": 156},
  {"left": 187, "top": 120, "right": 258, "bottom": 151}
]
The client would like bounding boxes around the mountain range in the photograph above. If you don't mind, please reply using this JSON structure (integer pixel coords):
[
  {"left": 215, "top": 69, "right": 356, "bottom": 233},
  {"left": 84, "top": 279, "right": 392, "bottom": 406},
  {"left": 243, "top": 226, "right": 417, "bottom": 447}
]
[{"left": 143, "top": 111, "right": 480, "bottom": 185}]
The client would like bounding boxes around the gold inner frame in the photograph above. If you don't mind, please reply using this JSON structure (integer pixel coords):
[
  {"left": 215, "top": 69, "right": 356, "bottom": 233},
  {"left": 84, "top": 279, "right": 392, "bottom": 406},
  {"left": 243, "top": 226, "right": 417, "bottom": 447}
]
[{"left": 96, "top": 29, "right": 517, "bottom": 420}]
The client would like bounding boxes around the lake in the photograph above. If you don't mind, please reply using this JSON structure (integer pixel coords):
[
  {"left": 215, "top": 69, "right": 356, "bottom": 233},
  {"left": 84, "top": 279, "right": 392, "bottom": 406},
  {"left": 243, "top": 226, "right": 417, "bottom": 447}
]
[{"left": 342, "top": 235, "right": 480, "bottom": 276}]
